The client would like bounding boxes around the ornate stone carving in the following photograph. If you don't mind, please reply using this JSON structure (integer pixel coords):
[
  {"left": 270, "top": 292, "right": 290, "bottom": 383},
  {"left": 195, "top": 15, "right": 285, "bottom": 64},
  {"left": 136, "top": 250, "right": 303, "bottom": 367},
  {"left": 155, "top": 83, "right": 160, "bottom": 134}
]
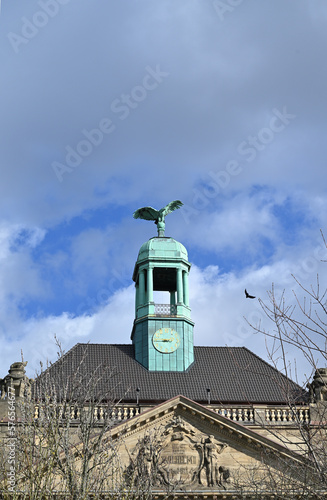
[
  {"left": 163, "top": 415, "right": 196, "bottom": 440},
  {"left": 308, "top": 368, "right": 327, "bottom": 402},
  {"left": 125, "top": 415, "right": 232, "bottom": 489},
  {"left": 0, "top": 361, "right": 34, "bottom": 399},
  {"left": 200, "top": 434, "right": 229, "bottom": 487}
]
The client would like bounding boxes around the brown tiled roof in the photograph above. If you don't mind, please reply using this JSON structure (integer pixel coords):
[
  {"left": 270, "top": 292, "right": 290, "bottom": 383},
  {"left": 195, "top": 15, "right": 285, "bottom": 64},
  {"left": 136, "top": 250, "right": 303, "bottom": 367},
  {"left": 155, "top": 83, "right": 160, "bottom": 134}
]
[{"left": 39, "top": 343, "right": 306, "bottom": 405}]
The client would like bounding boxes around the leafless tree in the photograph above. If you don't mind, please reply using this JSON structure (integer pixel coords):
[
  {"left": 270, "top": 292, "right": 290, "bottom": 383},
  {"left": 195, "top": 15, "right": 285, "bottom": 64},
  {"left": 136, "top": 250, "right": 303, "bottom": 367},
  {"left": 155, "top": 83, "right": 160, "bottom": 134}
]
[
  {"left": 244, "top": 231, "right": 327, "bottom": 498},
  {"left": 0, "top": 338, "right": 169, "bottom": 499}
]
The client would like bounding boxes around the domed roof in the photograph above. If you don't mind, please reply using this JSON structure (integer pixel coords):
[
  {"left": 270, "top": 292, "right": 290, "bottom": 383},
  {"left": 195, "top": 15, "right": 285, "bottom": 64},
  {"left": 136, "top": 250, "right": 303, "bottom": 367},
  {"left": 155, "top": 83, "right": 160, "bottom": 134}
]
[{"left": 137, "top": 237, "right": 188, "bottom": 263}]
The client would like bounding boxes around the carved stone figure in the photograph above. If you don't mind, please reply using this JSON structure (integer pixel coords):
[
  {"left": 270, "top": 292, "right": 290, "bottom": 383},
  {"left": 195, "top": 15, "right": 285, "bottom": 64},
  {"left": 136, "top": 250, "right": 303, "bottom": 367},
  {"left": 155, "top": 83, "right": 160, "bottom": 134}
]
[
  {"left": 308, "top": 368, "right": 327, "bottom": 403},
  {"left": 164, "top": 414, "right": 196, "bottom": 441},
  {"left": 126, "top": 418, "right": 231, "bottom": 490},
  {"left": 133, "top": 200, "right": 183, "bottom": 237},
  {"left": 0, "top": 361, "right": 33, "bottom": 399},
  {"left": 218, "top": 465, "right": 231, "bottom": 485},
  {"left": 201, "top": 435, "right": 228, "bottom": 487},
  {"left": 125, "top": 434, "right": 162, "bottom": 486}
]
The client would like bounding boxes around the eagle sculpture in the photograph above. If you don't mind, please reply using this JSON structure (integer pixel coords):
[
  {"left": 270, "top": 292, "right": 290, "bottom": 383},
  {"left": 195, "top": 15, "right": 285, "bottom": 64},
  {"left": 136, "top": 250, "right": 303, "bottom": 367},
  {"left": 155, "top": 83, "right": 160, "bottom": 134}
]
[{"left": 133, "top": 200, "right": 183, "bottom": 237}]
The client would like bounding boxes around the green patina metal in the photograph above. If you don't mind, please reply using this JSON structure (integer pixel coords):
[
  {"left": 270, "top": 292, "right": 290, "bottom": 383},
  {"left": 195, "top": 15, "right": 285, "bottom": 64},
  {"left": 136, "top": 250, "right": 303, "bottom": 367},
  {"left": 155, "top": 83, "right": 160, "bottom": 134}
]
[
  {"left": 133, "top": 200, "right": 183, "bottom": 237},
  {"left": 131, "top": 204, "right": 194, "bottom": 372}
]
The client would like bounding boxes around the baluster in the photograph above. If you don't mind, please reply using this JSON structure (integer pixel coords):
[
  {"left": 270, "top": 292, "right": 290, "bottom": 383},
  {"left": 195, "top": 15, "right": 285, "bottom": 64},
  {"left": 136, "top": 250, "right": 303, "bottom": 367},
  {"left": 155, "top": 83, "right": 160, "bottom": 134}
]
[
  {"left": 99, "top": 407, "right": 104, "bottom": 420},
  {"left": 282, "top": 409, "right": 287, "bottom": 422},
  {"left": 265, "top": 409, "right": 270, "bottom": 421},
  {"left": 117, "top": 407, "right": 122, "bottom": 420},
  {"left": 123, "top": 407, "right": 128, "bottom": 420},
  {"left": 232, "top": 408, "right": 237, "bottom": 421},
  {"left": 276, "top": 409, "right": 281, "bottom": 421},
  {"left": 226, "top": 409, "right": 231, "bottom": 419}
]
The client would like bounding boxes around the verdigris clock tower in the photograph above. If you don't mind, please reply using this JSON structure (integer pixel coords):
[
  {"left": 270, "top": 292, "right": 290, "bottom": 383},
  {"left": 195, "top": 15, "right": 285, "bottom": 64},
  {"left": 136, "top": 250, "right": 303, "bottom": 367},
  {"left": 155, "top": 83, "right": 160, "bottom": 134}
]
[{"left": 131, "top": 201, "right": 194, "bottom": 371}]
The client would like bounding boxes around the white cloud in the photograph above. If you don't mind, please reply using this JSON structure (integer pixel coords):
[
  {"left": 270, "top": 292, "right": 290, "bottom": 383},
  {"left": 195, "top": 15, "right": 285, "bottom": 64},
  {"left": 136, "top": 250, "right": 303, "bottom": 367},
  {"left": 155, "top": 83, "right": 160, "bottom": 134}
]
[
  {"left": 0, "top": 1, "right": 326, "bottom": 391},
  {"left": 0, "top": 284, "right": 135, "bottom": 377}
]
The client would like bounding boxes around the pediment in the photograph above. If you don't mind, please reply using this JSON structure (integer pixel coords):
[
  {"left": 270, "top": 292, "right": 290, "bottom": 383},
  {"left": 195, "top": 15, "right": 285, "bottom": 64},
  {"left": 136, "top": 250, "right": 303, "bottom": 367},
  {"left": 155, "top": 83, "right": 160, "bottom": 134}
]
[{"left": 110, "top": 396, "right": 310, "bottom": 493}]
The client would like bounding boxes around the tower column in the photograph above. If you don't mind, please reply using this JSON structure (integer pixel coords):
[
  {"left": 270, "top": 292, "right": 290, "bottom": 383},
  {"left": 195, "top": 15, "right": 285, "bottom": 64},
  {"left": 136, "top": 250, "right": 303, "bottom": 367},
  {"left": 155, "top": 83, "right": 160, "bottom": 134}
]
[
  {"left": 139, "top": 269, "right": 145, "bottom": 305},
  {"left": 135, "top": 283, "right": 139, "bottom": 315},
  {"left": 170, "top": 291, "right": 176, "bottom": 305},
  {"left": 177, "top": 268, "right": 183, "bottom": 304},
  {"left": 147, "top": 266, "right": 153, "bottom": 303},
  {"left": 183, "top": 271, "right": 189, "bottom": 307}
]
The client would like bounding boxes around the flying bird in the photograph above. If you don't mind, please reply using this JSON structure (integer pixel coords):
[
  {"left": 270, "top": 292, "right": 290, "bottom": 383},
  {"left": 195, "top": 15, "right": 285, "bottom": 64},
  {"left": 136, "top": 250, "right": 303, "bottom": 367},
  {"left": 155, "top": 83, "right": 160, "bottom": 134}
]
[{"left": 245, "top": 289, "right": 256, "bottom": 299}]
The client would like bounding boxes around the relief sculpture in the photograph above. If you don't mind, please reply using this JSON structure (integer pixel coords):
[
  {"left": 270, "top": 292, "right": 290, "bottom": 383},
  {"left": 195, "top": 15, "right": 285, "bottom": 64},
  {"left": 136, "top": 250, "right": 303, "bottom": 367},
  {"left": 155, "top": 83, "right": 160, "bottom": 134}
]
[
  {"left": 125, "top": 415, "right": 232, "bottom": 490},
  {"left": 0, "top": 361, "right": 34, "bottom": 399},
  {"left": 200, "top": 434, "right": 229, "bottom": 487},
  {"left": 308, "top": 368, "right": 327, "bottom": 402}
]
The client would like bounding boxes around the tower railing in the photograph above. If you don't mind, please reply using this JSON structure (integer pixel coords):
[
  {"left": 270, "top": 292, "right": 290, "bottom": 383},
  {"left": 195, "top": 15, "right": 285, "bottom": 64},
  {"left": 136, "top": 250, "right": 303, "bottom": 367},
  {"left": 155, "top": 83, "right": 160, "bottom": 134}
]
[{"left": 154, "top": 303, "right": 177, "bottom": 316}]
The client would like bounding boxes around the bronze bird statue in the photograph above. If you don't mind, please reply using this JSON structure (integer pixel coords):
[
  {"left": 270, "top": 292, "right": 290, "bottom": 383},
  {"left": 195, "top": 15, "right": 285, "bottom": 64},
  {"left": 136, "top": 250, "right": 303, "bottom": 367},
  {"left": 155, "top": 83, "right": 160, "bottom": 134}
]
[{"left": 133, "top": 200, "right": 183, "bottom": 237}]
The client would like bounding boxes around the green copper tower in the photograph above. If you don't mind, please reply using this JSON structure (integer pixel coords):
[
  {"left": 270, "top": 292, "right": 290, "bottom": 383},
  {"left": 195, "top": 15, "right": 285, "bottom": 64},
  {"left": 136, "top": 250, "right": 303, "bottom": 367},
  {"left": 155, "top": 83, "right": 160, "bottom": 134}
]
[{"left": 131, "top": 201, "right": 194, "bottom": 371}]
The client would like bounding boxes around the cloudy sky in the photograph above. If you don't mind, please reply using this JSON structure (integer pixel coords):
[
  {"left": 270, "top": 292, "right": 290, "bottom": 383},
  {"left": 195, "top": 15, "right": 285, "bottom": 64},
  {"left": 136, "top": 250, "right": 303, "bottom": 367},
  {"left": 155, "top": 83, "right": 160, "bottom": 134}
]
[{"left": 0, "top": 0, "right": 326, "bottom": 385}]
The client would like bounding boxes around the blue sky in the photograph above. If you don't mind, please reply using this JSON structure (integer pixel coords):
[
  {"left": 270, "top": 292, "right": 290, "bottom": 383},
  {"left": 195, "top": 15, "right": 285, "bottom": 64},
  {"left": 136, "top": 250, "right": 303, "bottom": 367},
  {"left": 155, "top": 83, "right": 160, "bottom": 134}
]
[{"left": 1, "top": 1, "right": 327, "bottom": 384}]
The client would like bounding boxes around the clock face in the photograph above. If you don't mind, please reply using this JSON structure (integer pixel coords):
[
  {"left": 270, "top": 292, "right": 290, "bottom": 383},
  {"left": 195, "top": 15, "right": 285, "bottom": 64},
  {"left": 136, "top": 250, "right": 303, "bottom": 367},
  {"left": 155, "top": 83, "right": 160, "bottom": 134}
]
[{"left": 153, "top": 328, "right": 180, "bottom": 353}]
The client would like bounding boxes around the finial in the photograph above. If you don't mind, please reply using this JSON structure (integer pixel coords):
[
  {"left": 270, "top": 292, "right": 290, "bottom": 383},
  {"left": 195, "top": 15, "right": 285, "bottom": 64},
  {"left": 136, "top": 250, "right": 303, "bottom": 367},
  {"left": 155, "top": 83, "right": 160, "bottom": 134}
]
[{"left": 133, "top": 200, "right": 183, "bottom": 237}]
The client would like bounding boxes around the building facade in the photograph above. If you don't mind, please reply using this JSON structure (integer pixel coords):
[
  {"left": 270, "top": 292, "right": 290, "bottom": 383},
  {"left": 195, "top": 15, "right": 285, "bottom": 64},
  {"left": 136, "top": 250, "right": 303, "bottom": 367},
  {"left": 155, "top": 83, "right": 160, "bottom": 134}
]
[{"left": 0, "top": 228, "right": 326, "bottom": 498}]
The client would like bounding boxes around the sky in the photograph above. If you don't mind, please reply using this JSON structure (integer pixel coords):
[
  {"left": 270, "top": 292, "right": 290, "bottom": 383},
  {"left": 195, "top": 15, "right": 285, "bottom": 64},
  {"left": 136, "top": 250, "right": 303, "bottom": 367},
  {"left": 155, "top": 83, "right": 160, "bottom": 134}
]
[{"left": 0, "top": 0, "right": 327, "bottom": 385}]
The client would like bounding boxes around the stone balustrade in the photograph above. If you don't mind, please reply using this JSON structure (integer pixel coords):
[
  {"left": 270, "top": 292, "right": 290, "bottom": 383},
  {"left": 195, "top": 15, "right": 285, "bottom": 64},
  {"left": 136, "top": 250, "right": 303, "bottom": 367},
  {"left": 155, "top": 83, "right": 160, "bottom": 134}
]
[
  {"left": 32, "top": 403, "right": 310, "bottom": 425},
  {"left": 212, "top": 407, "right": 255, "bottom": 422},
  {"left": 265, "top": 406, "right": 310, "bottom": 423},
  {"left": 210, "top": 405, "right": 310, "bottom": 424},
  {"left": 33, "top": 405, "right": 141, "bottom": 421}
]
